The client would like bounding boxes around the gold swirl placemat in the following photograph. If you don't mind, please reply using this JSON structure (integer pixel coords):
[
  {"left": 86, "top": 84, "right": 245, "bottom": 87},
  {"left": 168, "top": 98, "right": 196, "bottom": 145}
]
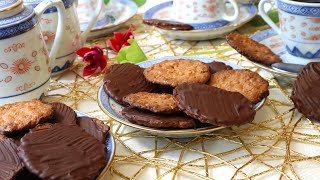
[{"left": 43, "top": 15, "right": 320, "bottom": 180}]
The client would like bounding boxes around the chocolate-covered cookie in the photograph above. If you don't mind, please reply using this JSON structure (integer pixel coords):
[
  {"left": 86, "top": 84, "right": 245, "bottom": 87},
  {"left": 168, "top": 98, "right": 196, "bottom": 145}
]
[
  {"left": 122, "top": 107, "right": 197, "bottom": 129},
  {"left": 77, "top": 117, "right": 110, "bottom": 143},
  {"left": 19, "top": 124, "right": 106, "bottom": 180},
  {"left": 173, "top": 83, "right": 256, "bottom": 127},
  {"left": 143, "top": 19, "right": 193, "bottom": 30},
  {"left": 291, "top": 62, "right": 320, "bottom": 120},
  {"left": 207, "top": 62, "right": 232, "bottom": 74},
  {"left": 0, "top": 135, "right": 23, "bottom": 180},
  {"left": 50, "top": 102, "right": 77, "bottom": 125},
  {"left": 103, "top": 63, "right": 157, "bottom": 105}
]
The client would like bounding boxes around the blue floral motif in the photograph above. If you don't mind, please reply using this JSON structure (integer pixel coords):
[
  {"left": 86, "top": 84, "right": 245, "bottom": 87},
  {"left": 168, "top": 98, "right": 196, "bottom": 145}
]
[
  {"left": 0, "top": 0, "right": 19, "bottom": 9},
  {"left": 0, "top": 13, "right": 38, "bottom": 40},
  {"left": 0, "top": 6, "right": 34, "bottom": 27},
  {"left": 286, "top": 46, "right": 320, "bottom": 58},
  {"left": 51, "top": 60, "right": 73, "bottom": 73},
  {"left": 250, "top": 29, "right": 278, "bottom": 42},
  {"left": 277, "top": 0, "right": 320, "bottom": 17},
  {"left": 24, "top": 0, "right": 74, "bottom": 13}
]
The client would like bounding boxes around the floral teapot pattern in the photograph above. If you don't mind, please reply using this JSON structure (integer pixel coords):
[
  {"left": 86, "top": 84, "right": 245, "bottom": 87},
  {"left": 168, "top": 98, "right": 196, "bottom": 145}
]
[
  {"left": 0, "top": 0, "right": 66, "bottom": 105},
  {"left": 24, "top": 0, "right": 103, "bottom": 75}
]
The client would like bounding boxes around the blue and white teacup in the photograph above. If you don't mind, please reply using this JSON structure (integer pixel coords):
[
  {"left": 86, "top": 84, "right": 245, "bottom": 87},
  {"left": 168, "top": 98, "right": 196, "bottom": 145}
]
[{"left": 259, "top": 0, "right": 320, "bottom": 65}]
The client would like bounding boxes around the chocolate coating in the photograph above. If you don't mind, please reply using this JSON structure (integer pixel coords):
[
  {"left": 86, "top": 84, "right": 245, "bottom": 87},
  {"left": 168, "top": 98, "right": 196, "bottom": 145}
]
[
  {"left": 143, "top": 19, "right": 193, "bottom": 30},
  {"left": 122, "top": 107, "right": 197, "bottom": 129},
  {"left": 173, "top": 83, "right": 256, "bottom": 127},
  {"left": 291, "top": 62, "right": 320, "bottom": 120},
  {"left": 103, "top": 63, "right": 157, "bottom": 105},
  {"left": 207, "top": 62, "right": 233, "bottom": 74},
  {"left": 77, "top": 117, "right": 110, "bottom": 143},
  {"left": 0, "top": 135, "right": 23, "bottom": 180},
  {"left": 50, "top": 102, "right": 77, "bottom": 125},
  {"left": 19, "top": 125, "right": 106, "bottom": 180}
]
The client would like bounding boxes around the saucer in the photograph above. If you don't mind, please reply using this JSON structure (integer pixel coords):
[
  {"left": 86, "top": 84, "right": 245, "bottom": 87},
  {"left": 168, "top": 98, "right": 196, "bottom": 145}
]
[
  {"left": 250, "top": 29, "right": 298, "bottom": 78},
  {"left": 77, "top": 0, "right": 137, "bottom": 40},
  {"left": 143, "top": 2, "right": 257, "bottom": 40},
  {"left": 98, "top": 56, "right": 266, "bottom": 138},
  {"left": 76, "top": 111, "right": 115, "bottom": 179}
]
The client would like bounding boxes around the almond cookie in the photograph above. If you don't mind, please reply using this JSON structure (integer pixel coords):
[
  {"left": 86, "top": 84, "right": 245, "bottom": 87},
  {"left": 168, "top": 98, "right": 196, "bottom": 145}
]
[
  {"left": 104, "top": 63, "right": 158, "bottom": 105},
  {"left": 122, "top": 107, "right": 197, "bottom": 129},
  {"left": 143, "top": 60, "right": 211, "bottom": 87},
  {"left": 173, "top": 83, "right": 255, "bottom": 127},
  {"left": 123, "top": 92, "right": 179, "bottom": 114},
  {"left": 0, "top": 100, "right": 54, "bottom": 133},
  {"left": 291, "top": 62, "right": 320, "bottom": 120},
  {"left": 226, "top": 32, "right": 281, "bottom": 66},
  {"left": 208, "top": 69, "right": 269, "bottom": 104}
]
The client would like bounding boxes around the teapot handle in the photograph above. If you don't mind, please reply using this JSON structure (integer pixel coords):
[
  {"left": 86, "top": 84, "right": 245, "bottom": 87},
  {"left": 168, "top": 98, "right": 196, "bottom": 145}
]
[
  {"left": 34, "top": 0, "right": 66, "bottom": 66},
  {"left": 76, "top": 0, "right": 103, "bottom": 44}
]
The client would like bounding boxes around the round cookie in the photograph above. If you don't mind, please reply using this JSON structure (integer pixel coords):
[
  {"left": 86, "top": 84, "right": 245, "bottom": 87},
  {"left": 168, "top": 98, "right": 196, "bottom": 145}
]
[
  {"left": 0, "top": 135, "right": 23, "bottom": 180},
  {"left": 173, "top": 83, "right": 256, "bottom": 127},
  {"left": 143, "top": 59, "right": 211, "bottom": 87},
  {"left": 123, "top": 92, "right": 179, "bottom": 114},
  {"left": 19, "top": 124, "right": 106, "bottom": 180},
  {"left": 122, "top": 107, "right": 197, "bottom": 129},
  {"left": 0, "top": 100, "right": 54, "bottom": 133},
  {"left": 77, "top": 117, "right": 110, "bottom": 143},
  {"left": 104, "top": 63, "right": 157, "bottom": 105},
  {"left": 208, "top": 69, "right": 269, "bottom": 104},
  {"left": 291, "top": 62, "right": 320, "bottom": 120},
  {"left": 50, "top": 102, "right": 77, "bottom": 125},
  {"left": 207, "top": 62, "right": 232, "bottom": 74}
]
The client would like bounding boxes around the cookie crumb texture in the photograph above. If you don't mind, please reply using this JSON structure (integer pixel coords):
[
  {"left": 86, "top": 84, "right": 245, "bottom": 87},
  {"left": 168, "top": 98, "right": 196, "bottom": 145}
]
[
  {"left": 123, "top": 92, "right": 179, "bottom": 114},
  {"left": 0, "top": 100, "right": 54, "bottom": 133},
  {"left": 144, "top": 60, "right": 211, "bottom": 87}
]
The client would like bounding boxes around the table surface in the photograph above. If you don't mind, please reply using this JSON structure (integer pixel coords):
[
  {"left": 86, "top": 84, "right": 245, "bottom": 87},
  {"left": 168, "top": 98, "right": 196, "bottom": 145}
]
[{"left": 43, "top": 1, "right": 320, "bottom": 180}]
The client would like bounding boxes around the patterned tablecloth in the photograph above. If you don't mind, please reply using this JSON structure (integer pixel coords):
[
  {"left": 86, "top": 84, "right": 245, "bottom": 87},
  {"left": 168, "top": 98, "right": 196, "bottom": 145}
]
[{"left": 42, "top": 4, "right": 320, "bottom": 180}]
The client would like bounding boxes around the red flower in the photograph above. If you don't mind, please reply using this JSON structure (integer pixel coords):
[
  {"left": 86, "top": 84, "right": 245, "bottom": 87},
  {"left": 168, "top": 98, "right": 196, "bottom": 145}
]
[
  {"left": 76, "top": 46, "right": 107, "bottom": 76},
  {"left": 108, "top": 27, "right": 134, "bottom": 53}
]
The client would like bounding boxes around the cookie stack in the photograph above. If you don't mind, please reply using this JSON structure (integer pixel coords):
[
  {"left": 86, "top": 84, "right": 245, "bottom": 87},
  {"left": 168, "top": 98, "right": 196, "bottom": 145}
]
[
  {"left": 0, "top": 100, "right": 110, "bottom": 180},
  {"left": 103, "top": 59, "right": 269, "bottom": 129}
]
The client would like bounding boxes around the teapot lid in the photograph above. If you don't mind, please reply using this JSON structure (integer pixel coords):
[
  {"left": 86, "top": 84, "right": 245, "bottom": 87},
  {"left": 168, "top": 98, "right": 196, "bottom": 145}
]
[
  {"left": 0, "top": 0, "right": 22, "bottom": 12},
  {"left": 24, "top": 0, "right": 74, "bottom": 12},
  {"left": 0, "top": 5, "right": 37, "bottom": 40}
]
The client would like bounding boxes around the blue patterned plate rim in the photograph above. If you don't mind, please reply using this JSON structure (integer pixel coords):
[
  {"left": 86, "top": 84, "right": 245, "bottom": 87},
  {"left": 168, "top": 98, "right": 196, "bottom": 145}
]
[
  {"left": 250, "top": 29, "right": 298, "bottom": 77},
  {"left": 75, "top": 110, "right": 115, "bottom": 178},
  {"left": 0, "top": 6, "right": 35, "bottom": 28},
  {"left": 143, "top": 1, "right": 257, "bottom": 31},
  {"left": 79, "top": 0, "right": 137, "bottom": 31},
  {"left": 98, "top": 56, "right": 266, "bottom": 136}
]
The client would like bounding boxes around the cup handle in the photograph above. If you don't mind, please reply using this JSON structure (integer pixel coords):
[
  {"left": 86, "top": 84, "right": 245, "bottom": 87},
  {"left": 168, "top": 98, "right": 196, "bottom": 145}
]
[
  {"left": 222, "top": 0, "right": 239, "bottom": 22},
  {"left": 259, "top": 0, "right": 281, "bottom": 34},
  {"left": 34, "top": 0, "right": 66, "bottom": 66},
  {"left": 78, "top": 0, "right": 103, "bottom": 44}
]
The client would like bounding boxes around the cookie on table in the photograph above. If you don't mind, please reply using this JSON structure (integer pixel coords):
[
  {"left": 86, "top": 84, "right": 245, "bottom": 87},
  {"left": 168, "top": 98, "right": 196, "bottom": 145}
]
[
  {"left": 173, "top": 83, "right": 256, "bottom": 127},
  {"left": 19, "top": 124, "right": 106, "bottom": 180},
  {"left": 143, "top": 59, "right": 211, "bottom": 87},
  {"left": 0, "top": 100, "right": 54, "bottom": 133},
  {"left": 226, "top": 32, "right": 281, "bottom": 66},
  {"left": 77, "top": 117, "right": 110, "bottom": 143},
  {"left": 291, "top": 62, "right": 320, "bottom": 120},
  {"left": 207, "top": 61, "right": 232, "bottom": 74},
  {"left": 122, "top": 106, "right": 197, "bottom": 129},
  {"left": 123, "top": 92, "right": 179, "bottom": 114},
  {"left": 50, "top": 102, "right": 77, "bottom": 125},
  {"left": 208, "top": 69, "right": 269, "bottom": 104},
  {"left": 143, "top": 19, "right": 193, "bottom": 30},
  {"left": 0, "top": 135, "right": 23, "bottom": 180},
  {"left": 104, "top": 63, "right": 158, "bottom": 105}
]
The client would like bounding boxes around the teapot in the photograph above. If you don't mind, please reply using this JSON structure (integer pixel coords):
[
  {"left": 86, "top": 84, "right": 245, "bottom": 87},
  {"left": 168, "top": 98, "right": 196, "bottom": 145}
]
[
  {"left": 24, "top": 0, "right": 103, "bottom": 75},
  {"left": 0, "top": 0, "right": 66, "bottom": 105}
]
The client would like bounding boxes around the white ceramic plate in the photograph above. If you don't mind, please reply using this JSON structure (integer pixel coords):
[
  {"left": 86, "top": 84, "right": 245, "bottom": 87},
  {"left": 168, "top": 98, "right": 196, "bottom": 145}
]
[
  {"left": 250, "top": 28, "right": 298, "bottom": 78},
  {"left": 98, "top": 56, "right": 266, "bottom": 138},
  {"left": 78, "top": 0, "right": 137, "bottom": 40},
  {"left": 143, "top": 2, "right": 257, "bottom": 40},
  {"left": 76, "top": 111, "right": 115, "bottom": 179}
]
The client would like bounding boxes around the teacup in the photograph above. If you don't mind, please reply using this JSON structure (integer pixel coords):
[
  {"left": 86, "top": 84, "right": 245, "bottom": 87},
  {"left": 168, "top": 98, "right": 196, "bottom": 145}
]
[
  {"left": 172, "top": 0, "right": 240, "bottom": 23},
  {"left": 259, "top": 0, "right": 320, "bottom": 65}
]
